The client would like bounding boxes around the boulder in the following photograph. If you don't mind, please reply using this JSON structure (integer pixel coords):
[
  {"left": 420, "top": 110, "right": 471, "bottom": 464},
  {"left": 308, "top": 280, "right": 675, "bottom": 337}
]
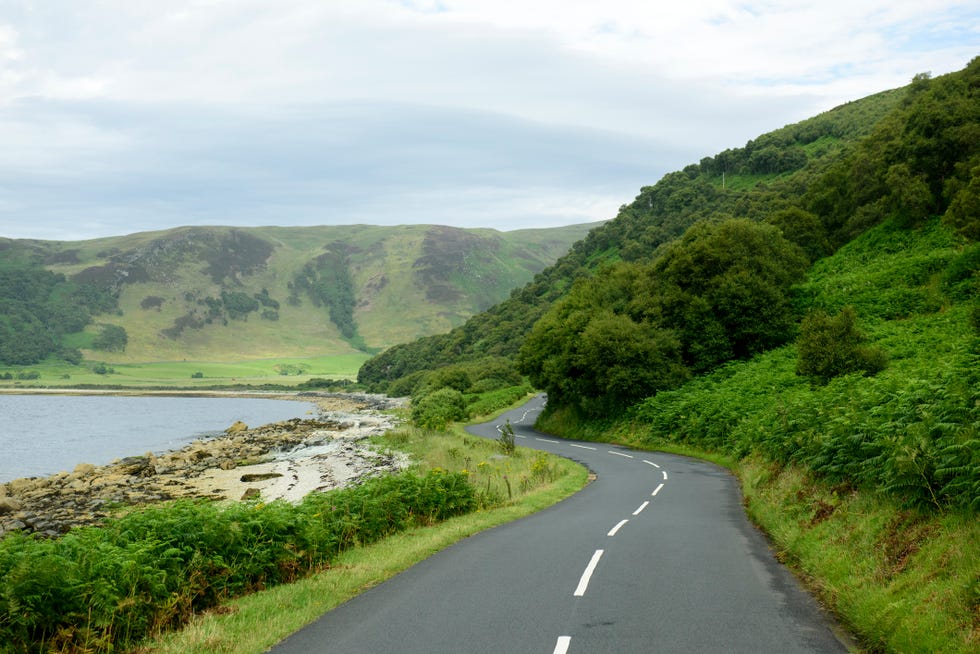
[
  {"left": 0, "top": 497, "right": 22, "bottom": 515},
  {"left": 226, "top": 420, "right": 249, "bottom": 434}
]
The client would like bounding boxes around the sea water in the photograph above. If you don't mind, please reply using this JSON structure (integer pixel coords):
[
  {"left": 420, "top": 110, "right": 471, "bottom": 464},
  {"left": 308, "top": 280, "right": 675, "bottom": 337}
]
[{"left": 0, "top": 394, "right": 315, "bottom": 482}]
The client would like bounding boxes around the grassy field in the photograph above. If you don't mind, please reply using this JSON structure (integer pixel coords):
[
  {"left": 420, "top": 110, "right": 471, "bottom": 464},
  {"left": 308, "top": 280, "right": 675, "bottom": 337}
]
[{"left": 0, "top": 354, "right": 371, "bottom": 389}]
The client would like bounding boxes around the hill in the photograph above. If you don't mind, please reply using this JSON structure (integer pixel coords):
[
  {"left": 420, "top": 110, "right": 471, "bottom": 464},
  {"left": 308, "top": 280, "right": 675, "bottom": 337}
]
[
  {"left": 0, "top": 222, "right": 598, "bottom": 366},
  {"left": 356, "top": 56, "right": 980, "bottom": 653},
  {"left": 358, "top": 60, "right": 979, "bottom": 391}
]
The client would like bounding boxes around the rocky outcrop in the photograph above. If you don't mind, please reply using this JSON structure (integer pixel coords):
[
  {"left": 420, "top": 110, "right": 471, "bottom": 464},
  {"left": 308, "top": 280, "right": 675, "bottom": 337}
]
[{"left": 0, "top": 396, "right": 408, "bottom": 539}]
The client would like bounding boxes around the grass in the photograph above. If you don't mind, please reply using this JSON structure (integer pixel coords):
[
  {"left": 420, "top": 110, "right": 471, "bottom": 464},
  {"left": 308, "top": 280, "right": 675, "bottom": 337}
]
[
  {"left": 0, "top": 354, "right": 370, "bottom": 388},
  {"left": 134, "top": 407, "right": 588, "bottom": 654},
  {"left": 739, "top": 457, "right": 980, "bottom": 654}
]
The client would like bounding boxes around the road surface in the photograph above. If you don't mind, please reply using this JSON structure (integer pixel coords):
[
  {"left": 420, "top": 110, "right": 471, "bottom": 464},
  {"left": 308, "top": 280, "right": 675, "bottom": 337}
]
[{"left": 270, "top": 395, "right": 850, "bottom": 653}]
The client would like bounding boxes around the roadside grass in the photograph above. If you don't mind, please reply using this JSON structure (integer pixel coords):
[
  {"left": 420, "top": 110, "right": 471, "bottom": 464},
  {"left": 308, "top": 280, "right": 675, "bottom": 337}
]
[
  {"left": 739, "top": 457, "right": 980, "bottom": 654},
  {"left": 135, "top": 412, "right": 588, "bottom": 654},
  {"left": 0, "top": 354, "right": 369, "bottom": 388}
]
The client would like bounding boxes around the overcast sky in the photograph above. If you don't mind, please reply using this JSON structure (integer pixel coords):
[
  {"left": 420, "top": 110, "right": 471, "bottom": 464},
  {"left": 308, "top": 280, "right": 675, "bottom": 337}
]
[{"left": 0, "top": 1, "right": 976, "bottom": 241}]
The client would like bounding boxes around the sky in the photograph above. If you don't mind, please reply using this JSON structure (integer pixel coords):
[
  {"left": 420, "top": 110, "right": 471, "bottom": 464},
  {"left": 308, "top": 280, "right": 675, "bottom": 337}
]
[{"left": 0, "top": 1, "right": 977, "bottom": 241}]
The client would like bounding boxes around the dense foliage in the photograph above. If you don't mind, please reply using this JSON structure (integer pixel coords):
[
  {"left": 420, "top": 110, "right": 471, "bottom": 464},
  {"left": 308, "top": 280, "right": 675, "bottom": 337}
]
[
  {"left": 362, "top": 58, "right": 980, "bottom": 514},
  {"left": 290, "top": 245, "right": 360, "bottom": 342},
  {"left": 360, "top": 59, "right": 980, "bottom": 393},
  {"left": 0, "top": 470, "right": 476, "bottom": 654},
  {"left": 0, "top": 259, "right": 116, "bottom": 365},
  {"left": 517, "top": 218, "right": 809, "bottom": 415}
]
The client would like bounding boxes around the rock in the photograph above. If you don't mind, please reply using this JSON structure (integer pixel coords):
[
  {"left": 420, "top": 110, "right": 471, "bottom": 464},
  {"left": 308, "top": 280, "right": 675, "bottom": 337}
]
[
  {"left": 0, "top": 497, "right": 22, "bottom": 514},
  {"left": 240, "top": 472, "right": 283, "bottom": 482},
  {"left": 240, "top": 488, "right": 261, "bottom": 501},
  {"left": 219, "top": 459, "right": 237, "bottom": 470},
  {"left": 226, "top": 420, "right": 249, "bottom": 434},
  {"left": 116, "top": 456, "right": 153, "bottom": 477},
  {"left": 74, "top": 463, "right": 96, "bottom": 476}
]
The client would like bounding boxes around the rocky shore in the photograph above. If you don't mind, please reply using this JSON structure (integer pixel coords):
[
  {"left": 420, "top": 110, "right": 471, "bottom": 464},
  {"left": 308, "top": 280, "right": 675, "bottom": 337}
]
[{"left": 0, "top": 392, "right": 409, "bottom": 539}]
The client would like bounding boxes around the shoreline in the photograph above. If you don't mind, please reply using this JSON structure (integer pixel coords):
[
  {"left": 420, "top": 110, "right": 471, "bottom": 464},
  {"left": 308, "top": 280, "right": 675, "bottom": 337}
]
[{"left": 0, "top": 392, "right": 409, "bottom": 539}]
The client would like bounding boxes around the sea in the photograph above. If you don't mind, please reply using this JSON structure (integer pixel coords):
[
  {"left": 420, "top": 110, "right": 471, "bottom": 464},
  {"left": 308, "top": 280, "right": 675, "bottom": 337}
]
[{"left": 0, "top": 394, "right": 316, "bottom": 483}]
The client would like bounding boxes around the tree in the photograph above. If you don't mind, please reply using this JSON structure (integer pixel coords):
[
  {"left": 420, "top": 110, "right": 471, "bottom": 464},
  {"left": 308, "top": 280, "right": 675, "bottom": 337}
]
[
  {"left": 92, "top": 324, "right": 128, "bottom": 352},
  {"left": 642, "top": 218, "right": 809, "bottom": 370},
  {"left": 943, "top": 165, "right": 980, "bottom": 240}
]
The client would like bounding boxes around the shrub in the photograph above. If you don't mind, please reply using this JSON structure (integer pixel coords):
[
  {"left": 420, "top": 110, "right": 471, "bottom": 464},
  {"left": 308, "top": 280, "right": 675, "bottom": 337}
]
[
  {"left": 0, "top": 470, "right": 476, "bottom": 654},
  {"left": 796, "top": 306, "right": 888, "bottom": 383},
  {"left": 411, "top": 387, "right": 467, "bottom": 430}
]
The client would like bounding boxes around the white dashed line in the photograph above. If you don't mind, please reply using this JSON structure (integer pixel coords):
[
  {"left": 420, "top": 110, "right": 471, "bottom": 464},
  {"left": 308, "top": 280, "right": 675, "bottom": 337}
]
[
  {"left": 537, "top": 438, "right": 560, "bottom": 444},
  {"left": 643, "top": 459, "right": 661, "bottom": 468},
  {"left": 569, "top": 443, "right": 597, "bottom": 450},
  {"left": 607, "top": 519, "right": 629, "bottom": 536},
  {"left": 633, "top": 501, "right": 650, "bottom": 515},
  {"left": 608, "top": 450, "right": 634, "bottom": 459},
  {"left": 553, "top": 636, "right": 571, "bottom": 654},
  {"left": 652, "top": 483, "right": 665, "bottom": 497},
  {"left": 574, "top": 550, "right": 604, "bottom": 596},
  {"left": 662, "top": 471, "right": 668, "bottom": 481}
]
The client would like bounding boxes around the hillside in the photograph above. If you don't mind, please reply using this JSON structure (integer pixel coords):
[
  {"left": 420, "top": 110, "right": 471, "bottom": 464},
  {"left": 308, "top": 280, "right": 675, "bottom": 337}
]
[
  {"left": 0, "top": 222, "right": 597, "bottom": 365},
  {"left": 360, "top": 57, "right": 980, "bottom": 653},
  {"left": 357, "top": 82, "right": 909, "bottom": 385}
]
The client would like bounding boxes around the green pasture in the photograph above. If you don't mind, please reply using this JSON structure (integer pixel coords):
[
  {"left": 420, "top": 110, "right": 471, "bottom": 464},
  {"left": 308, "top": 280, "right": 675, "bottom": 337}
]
[{"left": 0, "top": 353, "right": 371, "bottom": 389}]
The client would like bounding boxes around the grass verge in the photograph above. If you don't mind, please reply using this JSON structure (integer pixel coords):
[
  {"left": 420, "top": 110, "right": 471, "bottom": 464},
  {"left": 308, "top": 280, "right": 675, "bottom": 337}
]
[
  {"left": 739, "top": 457, "right": 980, "bottom": 654},
  {"left": 135, "top": 420, "right": 588, "bottom": 654}
]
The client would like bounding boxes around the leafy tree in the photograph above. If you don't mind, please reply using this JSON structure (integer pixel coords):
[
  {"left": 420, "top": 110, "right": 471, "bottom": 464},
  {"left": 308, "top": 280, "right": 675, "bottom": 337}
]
[
  {"left": 767, "top": 207, "right": 832, "bottom": 262},
  {"left": 519, "top": 265, "right": 689, "bottom": 415},
  {"left": 943, "top": 164, "right": 980, "bottom": 240},
  {"left": 221, "top": 291, "right": 260, "bottom": 319},
  {"left": 92, "top": 324, "right": 128, "bottom": 352},
  {"left": 641, "top": 218, "right": 809, "bottom": 370}
]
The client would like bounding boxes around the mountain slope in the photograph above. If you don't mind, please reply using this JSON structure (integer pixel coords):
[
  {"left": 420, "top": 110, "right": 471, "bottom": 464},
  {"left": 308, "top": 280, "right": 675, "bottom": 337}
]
[
  {"left": 359, "top": 58, "right": 980, "bottom": 390},
  {"left": 0, "top": 222, "right": 598, "bottom": 363}
]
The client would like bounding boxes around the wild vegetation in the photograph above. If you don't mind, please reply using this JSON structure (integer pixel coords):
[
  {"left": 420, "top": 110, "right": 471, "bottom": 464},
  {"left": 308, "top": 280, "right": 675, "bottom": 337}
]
[
  {"left": 356, "top": 58, "right": 980, "bottom": 652},
  {"left": 0, "top": 380, "right": 570, "bottom": 654},
  {"left": 0, "top": 470, "right": 476, "bottom": 654}
]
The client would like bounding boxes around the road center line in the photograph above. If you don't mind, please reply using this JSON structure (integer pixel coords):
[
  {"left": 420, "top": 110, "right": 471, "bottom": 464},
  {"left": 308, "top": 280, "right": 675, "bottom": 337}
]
[
  {"left": 574, "top": 549, "right": 604, "bottom": 596},
  {"left": 608, "top": 519, "right": 629, "bottom": 536},
  {"left": 608, "top": 450, "right": 634, "bottom": 459},
  {"left": 633, "top": 501, "right": 650, "bottom": 515},
  {"left": 537, "top": 438, "right": 560, "bottom": 444},
  {"left": 652, "top": 483, "right": 665, "bottom": 496},
  {"left": 662, "top": 470, "right": 669, "bottom": 480},
  {"left": 553, "top": 636, "right": 571, "bottom": 654},
  {"left": 643, "top": 459, "right": 661, "bottom": 468},
  {"left": 569, "top": 443, "right": 597, "bottom": 450}
]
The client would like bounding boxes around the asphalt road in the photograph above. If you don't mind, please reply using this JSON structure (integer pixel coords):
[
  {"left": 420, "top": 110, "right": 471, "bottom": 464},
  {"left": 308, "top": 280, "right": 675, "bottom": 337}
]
[{"left": 270, "top": 395, "right": 851, "bottom": 653}]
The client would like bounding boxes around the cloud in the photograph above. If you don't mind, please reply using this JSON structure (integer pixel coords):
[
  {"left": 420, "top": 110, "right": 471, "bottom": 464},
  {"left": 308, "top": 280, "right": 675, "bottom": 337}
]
[{"left": 0, "top": 1, "right": 976, "bottom": 240}]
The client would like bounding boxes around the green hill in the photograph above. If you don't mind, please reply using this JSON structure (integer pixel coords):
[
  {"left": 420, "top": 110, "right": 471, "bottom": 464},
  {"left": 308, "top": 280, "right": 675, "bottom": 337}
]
[
  {"left": 0, "top": 222, "right": 598, "bottom": 367},
  {"left": 357, "top": 57, "right": 980, "bottom": 653}
]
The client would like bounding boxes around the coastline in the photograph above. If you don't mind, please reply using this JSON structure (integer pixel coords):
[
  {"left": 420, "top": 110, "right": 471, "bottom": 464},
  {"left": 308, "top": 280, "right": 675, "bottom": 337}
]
[{"left": 0, "top": 392, "right": 409, "bottom": 539}]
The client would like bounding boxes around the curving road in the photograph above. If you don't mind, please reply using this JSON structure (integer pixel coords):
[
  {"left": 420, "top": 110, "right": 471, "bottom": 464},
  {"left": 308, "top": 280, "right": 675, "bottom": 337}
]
[{"left": 270, "top": 395, "right": 850, "bottom": 653}]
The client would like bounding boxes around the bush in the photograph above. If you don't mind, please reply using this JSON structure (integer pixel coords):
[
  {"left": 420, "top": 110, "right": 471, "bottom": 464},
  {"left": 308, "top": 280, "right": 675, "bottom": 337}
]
[
  {"left": 411, "top": 387, "right": 467, "bottom": 430},
  {"left": 0, "top": 470, "right": 476, "bottom": 654},
  {"left": 796, "top": 306, "right": 888, "bottom": 383}
]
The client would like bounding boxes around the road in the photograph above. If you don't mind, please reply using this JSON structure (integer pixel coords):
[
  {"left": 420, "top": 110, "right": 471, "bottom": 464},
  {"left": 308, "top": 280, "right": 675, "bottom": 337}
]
[{"left": 270, "top": 395, "right": 850, "bottom": 653}]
